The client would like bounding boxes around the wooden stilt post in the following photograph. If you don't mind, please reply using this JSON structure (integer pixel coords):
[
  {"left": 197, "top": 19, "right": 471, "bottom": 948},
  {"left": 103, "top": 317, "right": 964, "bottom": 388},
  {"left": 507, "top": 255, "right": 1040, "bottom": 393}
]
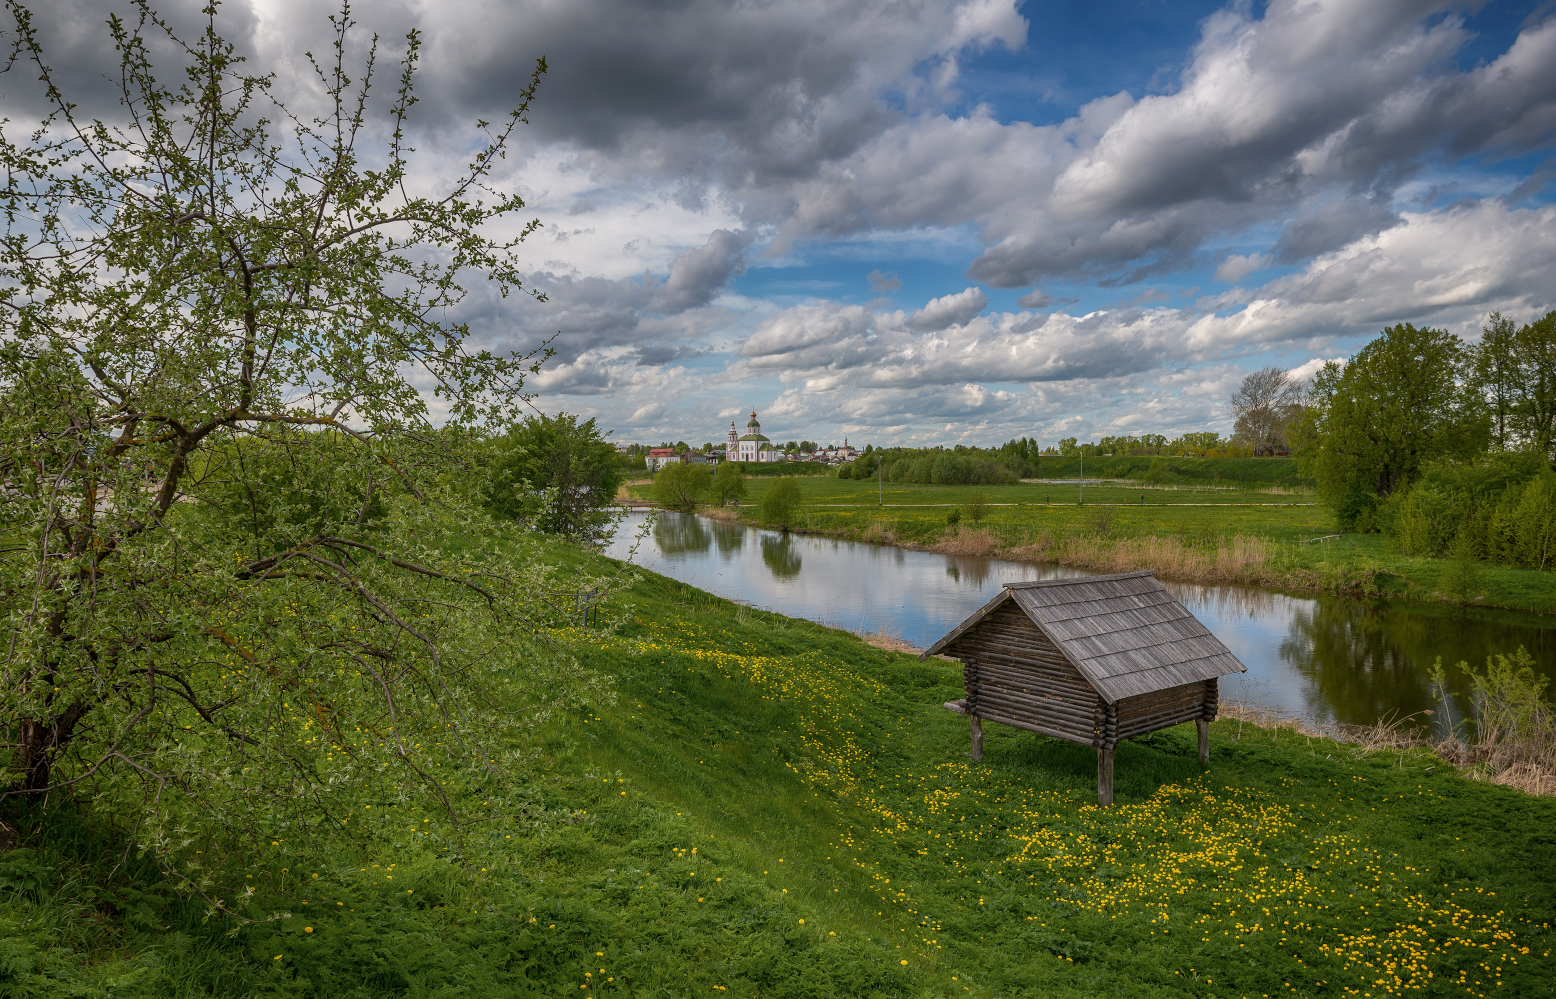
[
  {"left": 1197, "top": 717, "right": 1210, "bottom": 766},
  {"left": 970, "top": 716, "right": 984, "bottom": 761},
  {"left": 1097, "top": 747, "right": 1114, "bottom": 807}
]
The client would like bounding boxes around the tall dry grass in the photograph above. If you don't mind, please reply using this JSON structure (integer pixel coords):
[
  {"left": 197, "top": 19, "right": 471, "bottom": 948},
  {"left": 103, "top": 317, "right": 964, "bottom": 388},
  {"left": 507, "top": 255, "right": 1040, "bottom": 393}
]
[
  {"left": 859, "top": 520, "right": 902, "bottom": 545},
  {"left": 928, "top": 526, "right": 999, "bottom": 555},
  {"left": 1002, "top": 531, "right": 1288, "bottom": 585},
  {"left": 1219, "top": 678, "right": 1556, "bottom": 799}
]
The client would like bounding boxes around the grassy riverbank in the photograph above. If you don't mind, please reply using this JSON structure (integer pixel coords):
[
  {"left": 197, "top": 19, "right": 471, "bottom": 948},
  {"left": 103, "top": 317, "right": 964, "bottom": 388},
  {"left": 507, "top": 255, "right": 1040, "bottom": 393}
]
[
  {"left": 630, "top": 477, "right": 1556, "bottom": 614},
  {"left": 5, "top": 544, "right": 1555, "bottom": 997}
]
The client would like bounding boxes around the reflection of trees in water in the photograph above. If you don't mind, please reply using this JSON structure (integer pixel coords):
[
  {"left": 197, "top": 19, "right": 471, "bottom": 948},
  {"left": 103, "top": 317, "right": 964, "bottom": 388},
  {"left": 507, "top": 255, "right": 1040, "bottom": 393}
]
[
  {"left": 1165, "top": 581, "right": 1289, "bottom": 620},
  {"left": 1279, "top": 596, "right": 1556, "bottom": 730},
  {"left": 654, "top": 512, "right": 710, "bottom": 555},
  {"left": 944, "top": 556, "right": 993, "bottom": 587},
  {"left": 712, "top": 520, "right": 744, "bottom": 556},
  {"left": 761, "top": 535, "right": 802, "bottom": 579}
]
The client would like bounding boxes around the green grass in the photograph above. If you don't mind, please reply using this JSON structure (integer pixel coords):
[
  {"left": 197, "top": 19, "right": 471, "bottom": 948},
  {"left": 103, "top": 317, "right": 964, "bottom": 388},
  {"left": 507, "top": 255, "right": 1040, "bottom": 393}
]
[
  {"left": 4, "top": 548, "right": 1555, "bottom": 997},
  {"left": 631, "top": 476, "right": 1556, "bottom": 614},
  {"left": 632, "top": 476, "right": 1316, "bottom": 508}
]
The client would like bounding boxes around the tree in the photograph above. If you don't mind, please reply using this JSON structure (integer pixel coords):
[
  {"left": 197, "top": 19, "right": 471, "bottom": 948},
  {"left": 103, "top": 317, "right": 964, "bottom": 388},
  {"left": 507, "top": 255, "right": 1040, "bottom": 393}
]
[
  {"left": 1475, "top": 312, "right": 1521, "bottom": 452},
  {"left": 0, "top": 5, "right": 613, "bottom": 894},
  {"left": 1230, "top": 367, "right": 1304, "bottom": 455},
  {"left": 652, "top": 462, "right": 710, "bottom": 510},
  {"left": 484, "top": 413, "right": 622, "bottom": 542},
  {"left": 1511, "top": 311, "right": 1556, "bottom": 461},
  {"left": 1295, "top": 324, "right": 1488, "bottom": 528},
  {"left": 760, "top": 477, "right": 803, "bottom": 529},
  {"left": 712, "top": 461, "right": 747, "bottom": 506}
]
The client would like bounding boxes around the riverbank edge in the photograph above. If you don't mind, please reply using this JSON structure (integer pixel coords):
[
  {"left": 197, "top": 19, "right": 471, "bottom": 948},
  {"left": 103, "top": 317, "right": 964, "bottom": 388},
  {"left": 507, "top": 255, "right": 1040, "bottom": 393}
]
[{"left": 676, "top": 503, "right": 1556, "bottom": 616}]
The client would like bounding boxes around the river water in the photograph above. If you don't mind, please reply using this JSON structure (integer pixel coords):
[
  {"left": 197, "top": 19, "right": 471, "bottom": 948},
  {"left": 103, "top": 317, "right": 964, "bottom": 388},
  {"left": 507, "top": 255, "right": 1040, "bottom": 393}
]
[{"left": 605, "top": 511, "right": 1556, "bottom": 730}]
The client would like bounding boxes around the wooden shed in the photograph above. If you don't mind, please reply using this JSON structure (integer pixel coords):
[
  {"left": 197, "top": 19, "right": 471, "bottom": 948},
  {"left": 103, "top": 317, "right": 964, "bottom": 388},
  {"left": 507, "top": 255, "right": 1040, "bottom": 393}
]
[{"left": 920, "top": 571, "right": 1247, "bottom": 805}]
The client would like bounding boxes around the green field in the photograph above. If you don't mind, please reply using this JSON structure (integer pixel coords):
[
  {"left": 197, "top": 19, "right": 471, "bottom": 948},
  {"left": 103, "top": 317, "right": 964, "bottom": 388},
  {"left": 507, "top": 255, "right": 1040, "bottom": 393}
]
[
  {"left": 7, "top": 550, "right": 1553, "bottom": 997},
  {"left": 628, "top": 475, "right": 1556, "bottom": 614}
]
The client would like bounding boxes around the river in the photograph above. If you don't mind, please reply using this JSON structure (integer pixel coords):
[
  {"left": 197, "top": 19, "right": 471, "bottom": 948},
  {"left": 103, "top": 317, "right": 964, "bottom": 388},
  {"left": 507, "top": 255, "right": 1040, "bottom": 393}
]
[{"left": 604, "top": 510, "right": 1556, "bottom": 731}]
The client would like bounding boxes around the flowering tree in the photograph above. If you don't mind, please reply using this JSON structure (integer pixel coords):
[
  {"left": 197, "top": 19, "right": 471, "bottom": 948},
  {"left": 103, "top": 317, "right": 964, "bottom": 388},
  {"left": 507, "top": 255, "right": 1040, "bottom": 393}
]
[{"left": 0, "top": 1, "right": 612, "bottom": 901}]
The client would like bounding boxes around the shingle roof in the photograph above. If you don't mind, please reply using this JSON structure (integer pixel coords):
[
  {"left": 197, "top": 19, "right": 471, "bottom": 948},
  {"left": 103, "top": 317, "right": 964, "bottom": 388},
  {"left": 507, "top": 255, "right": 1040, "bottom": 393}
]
[{"left": 920, "top": 570, "right": 1246, "bottom": 703}]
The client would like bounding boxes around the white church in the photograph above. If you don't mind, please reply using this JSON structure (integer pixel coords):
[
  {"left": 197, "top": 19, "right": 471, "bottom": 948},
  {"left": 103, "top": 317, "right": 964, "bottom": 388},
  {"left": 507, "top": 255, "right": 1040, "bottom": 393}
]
[{"left": 726, "top": 411, "right": 784, "bottom": 463}]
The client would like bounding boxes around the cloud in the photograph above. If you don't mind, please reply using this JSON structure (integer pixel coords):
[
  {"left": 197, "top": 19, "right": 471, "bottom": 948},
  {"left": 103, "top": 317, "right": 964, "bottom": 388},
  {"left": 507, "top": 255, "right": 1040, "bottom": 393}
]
[
  {"left": 1272, "top": 200, "right": 1400, "bottom": 263},
  {"left": 1015, "top": 289, "right": 1054, "bottom": 309},
  {"left": 736, "top": 199, "right": 1556, "bottom": 406},
  {"left": 867, "top": 269, "right": 902, "bottom": 291},
  {"left": 774, "top": 1, "right": 1556, "bottom": 286},
  {"left": 1214, "top": 253, "right": 1271, "bottom": 283},
  {"left": 905, "top": 286, "right": 988, "bottom": 331},
  {"left": 650, "top": 229, "right": 753, "bottom": 313}
]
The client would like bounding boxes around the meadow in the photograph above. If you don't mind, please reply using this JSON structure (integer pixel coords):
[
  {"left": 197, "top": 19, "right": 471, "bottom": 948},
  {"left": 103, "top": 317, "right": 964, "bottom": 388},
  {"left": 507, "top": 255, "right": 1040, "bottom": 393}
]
[
  {"left": 4, "top": 544, "right": 1554, "bottom": 998},
  {"left": 626, "top": 475, "right": 1556, "bottom": 614}
]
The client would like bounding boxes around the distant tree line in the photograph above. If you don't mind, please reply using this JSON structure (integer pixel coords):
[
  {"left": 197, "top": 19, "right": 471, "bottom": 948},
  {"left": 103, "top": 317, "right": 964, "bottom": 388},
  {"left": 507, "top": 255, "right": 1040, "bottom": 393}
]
[{"left": 1294, "top": 313, "right": 1556, "bottom": 570}]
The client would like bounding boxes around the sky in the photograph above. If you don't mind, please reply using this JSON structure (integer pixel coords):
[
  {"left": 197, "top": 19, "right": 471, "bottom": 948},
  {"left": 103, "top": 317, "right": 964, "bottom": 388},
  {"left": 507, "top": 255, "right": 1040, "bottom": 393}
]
[{"left": 17, "top": 0, "right": 1556, "bottom": 448}]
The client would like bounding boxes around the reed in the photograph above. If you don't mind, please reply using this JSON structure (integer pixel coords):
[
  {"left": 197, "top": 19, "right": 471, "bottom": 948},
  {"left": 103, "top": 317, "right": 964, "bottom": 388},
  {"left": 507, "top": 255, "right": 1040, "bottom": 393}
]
[
  {"left": 1002, "top": 531, "right": 1290, "bottom": 585},
  {"left": 859, "top": 520, "right": 902, "bottom": 545},
  {"left": 1219, "top": 659, "right": 1556, "bottom": 799},
  {"left": 1431, "top": 648, "right": 1556, "bottom": 796}
]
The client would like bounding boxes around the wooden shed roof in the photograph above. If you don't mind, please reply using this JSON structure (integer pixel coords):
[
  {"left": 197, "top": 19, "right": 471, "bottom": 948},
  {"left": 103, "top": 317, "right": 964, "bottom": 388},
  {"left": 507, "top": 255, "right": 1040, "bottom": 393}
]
[{"left": 919, "top": 571, "right": 1246, "bottom": 703}]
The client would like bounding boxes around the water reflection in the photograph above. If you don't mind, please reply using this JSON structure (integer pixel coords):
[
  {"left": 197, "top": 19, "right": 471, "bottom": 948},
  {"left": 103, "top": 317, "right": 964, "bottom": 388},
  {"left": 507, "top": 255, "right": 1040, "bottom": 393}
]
[
  {"left": 654, "top": 513, "right": 710, "bottom": 555},
  {"left": 713, "top": 520, "right": 744, "bottom": 556},
  {"left": 761, "top": 534, "right": 802, "bottom": 579},
  {"left": 606, "top": 511, "right": 1555, "bottom": 725}
]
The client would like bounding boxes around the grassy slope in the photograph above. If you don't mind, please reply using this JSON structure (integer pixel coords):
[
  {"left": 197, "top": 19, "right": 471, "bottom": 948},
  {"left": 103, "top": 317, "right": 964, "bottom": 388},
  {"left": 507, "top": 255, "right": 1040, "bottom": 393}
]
[
  {"left": 631, "top": 477, "right": 1556, "bottom": 615},
  {"left": 4, "top": 545, "right": 1554, "bottom": 998}
]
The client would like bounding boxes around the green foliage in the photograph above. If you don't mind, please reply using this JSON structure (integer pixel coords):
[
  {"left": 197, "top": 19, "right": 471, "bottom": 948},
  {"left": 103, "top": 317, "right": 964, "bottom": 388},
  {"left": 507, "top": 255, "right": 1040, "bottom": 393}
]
[
  {"left": 759, "top": 477, "right": 803, "bottom": 529},
  {"left": 945, "top": 507, "right": 962, "bottom": 527},
  {"left": 1381, "top": 457, "right": 1555, "bottom": 569},
  {"left": 652, "top": 462, "right": 711, "bottom": 511},
  {"left": 1298, "top": 323, "right": 1489, "bottom": 524},
  {"left": 482, "top": 413, "right": 622, "bottom": 542},
  {"left": 837, "top": 462, "right": 853, "bottom": 479},
  {"left": 192, "top": 429, "right": 393, "bottom": 543},
  {"left": 964, "top": 490, "right": 987, "bottom": 524},
  {"left": 1476, "top": 310, "right": 1556, "bottom": 461},
  {"left": 0, "top": 5, "right": 615, "bottom": 898},
  {"left": 1447, "top": 646, "right": 1552, "bottom": 747},
  {"left": 712, "top": 461, "right": 748, "bottom": 506},
  {"left": 929, "top": 453, "right": 966, "bottom": 484},
  {"left": 1439, "top": 528, "right": 1486, "bottom": 601}
]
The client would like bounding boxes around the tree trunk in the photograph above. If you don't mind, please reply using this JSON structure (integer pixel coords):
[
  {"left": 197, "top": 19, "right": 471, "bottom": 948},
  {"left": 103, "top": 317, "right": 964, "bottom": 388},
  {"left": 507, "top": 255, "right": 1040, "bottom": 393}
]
[{"left": 12, "top": 702, "right": 89, "bottom": 794}]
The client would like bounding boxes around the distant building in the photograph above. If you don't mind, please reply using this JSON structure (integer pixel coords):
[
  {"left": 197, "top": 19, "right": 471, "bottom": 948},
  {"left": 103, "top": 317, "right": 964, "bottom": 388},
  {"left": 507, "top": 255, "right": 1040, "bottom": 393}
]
[
  {"left": 726, "top": 411, "right": 783, "bottom": 463},
  {"left": 645, "top": 447, "right": 679, "bottom": 472}
]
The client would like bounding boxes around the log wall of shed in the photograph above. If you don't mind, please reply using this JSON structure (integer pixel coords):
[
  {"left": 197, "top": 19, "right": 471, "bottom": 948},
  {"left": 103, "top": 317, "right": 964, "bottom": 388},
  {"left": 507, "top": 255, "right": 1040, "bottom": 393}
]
[
  {"left": 947, "top": 603, "right": 1102, "bottom": 747},
  {"left": 1114, "top": 678, "right": 1218, "bottom": 741}
]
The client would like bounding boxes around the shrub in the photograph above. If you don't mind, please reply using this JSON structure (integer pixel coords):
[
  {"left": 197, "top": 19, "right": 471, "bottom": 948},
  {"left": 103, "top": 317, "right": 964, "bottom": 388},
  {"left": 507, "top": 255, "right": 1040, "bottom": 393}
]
[
  {"left": 837, "top": 463, "right": 853, "bottom": 479},
  {"left": 760, "top": 477, "right": 803, "bottom": 529},
  {"left": 484, "top": 412, "right": 622, "bottom": 541},
  {"left": 888, "top": 459, "right": 910, "bottom": 483},
  {"left": 946, "top": 508, "right": 962, "bottom": 527},
  {"left": 930, "top": 453, "right": 970, "bottom": 484},
  {"left": 653, "top": 462, "right": 711, "bottom": 511},
  {"left": 1383, "top": 485, "right": 1457, "bottom": 556},
  {"left": 1511, "top": 472, "right": 1556, "bottom": 570},
  {"left": 965, "top": 490, "right": 988, "bottom": 523},
  {"left": 713, "top": 461, "right": 747, "bottom": 506},
  {"left": 909, "top": 457, "right": 933, "bottom": 484},
  {"left": 1438, "top": 528, "right": 1485, "bottom": 601}
]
